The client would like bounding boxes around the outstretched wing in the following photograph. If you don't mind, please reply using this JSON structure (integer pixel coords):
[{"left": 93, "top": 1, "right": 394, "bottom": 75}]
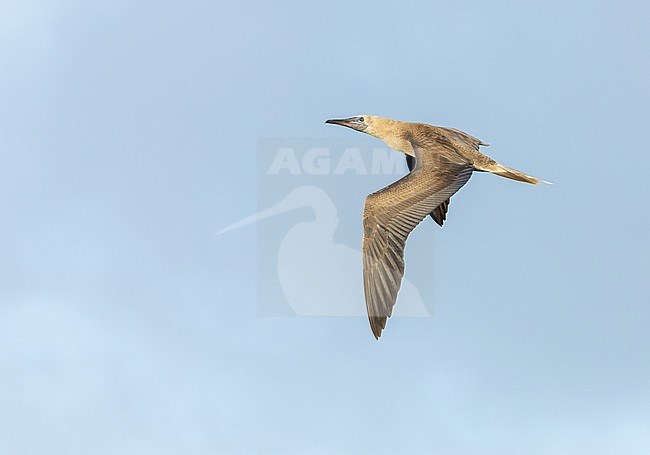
[
  {"left": 363, "top": 145, "right": 473, "bottom": 339},
  {"left": 406, "top": 154, "right": 450, "bottom": 227}
]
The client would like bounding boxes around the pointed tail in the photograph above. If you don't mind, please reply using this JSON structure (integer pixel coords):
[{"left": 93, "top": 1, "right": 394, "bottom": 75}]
[{"left": 487, "top": 163, "right": 551, "bottom": 185}]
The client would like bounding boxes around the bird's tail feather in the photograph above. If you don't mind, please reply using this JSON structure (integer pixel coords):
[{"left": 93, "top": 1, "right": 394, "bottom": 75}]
[{"left": 488, "top": 163, "right": 550, "bottom": 185}]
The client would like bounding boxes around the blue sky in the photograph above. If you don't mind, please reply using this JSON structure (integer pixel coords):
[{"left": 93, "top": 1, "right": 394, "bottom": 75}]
[{"left": 1, "top": 1, "right": 649, "bottom": 453}]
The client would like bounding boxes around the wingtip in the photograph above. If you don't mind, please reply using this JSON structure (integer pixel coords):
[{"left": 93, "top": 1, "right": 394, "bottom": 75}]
[{"left": 369, "top": 317, "right": 385, "bottom": 340}]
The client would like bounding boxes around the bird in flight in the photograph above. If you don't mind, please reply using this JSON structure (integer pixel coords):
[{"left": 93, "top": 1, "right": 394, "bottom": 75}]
[{"left": 326, "top": 115, "right": 547, "bottom": 339}]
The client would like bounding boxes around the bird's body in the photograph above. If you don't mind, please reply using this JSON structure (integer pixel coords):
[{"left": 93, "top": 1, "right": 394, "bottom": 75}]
[{"left": 326, "top": 115, "right": 547, "bottom": 339}]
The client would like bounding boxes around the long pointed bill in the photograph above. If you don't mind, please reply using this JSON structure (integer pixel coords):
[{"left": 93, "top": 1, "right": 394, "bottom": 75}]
[
  {"left": 325, "top": 116, "right": 366, "bottom": 132},
  {"left": 325, "top": 117, "right": 359, "bottom": 130},
  {"left": 325, "top": 118, "right": 353, "bottom": 126},
  {"left": 216, "top": 193, "right": 305, "bottom": 235}
]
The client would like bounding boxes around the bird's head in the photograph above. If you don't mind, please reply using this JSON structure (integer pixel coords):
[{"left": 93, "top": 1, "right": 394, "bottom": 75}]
[
  {"left": 326, "top": 115, "right": 410, "bottom": 153},
  {"left": 325, "top": 115, "right": 380, "bottom": 135},
  {"left": 326, "top": 114, "right": 400, "bottom": 140}
]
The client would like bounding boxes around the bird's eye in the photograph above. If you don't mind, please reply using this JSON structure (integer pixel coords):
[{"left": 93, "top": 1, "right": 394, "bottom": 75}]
[{"left": 358, "top": 117, "right": 365, "bottom": 123}]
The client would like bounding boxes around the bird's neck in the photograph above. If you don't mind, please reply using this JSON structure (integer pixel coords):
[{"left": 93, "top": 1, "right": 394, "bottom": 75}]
[{"left": 369, "top": 120, "right": 415, "bottom": 156}]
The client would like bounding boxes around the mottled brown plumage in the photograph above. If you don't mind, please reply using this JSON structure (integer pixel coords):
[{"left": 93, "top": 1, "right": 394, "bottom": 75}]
[{"left": 325, "top": 115, "right": 546, "bottom": 339}]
